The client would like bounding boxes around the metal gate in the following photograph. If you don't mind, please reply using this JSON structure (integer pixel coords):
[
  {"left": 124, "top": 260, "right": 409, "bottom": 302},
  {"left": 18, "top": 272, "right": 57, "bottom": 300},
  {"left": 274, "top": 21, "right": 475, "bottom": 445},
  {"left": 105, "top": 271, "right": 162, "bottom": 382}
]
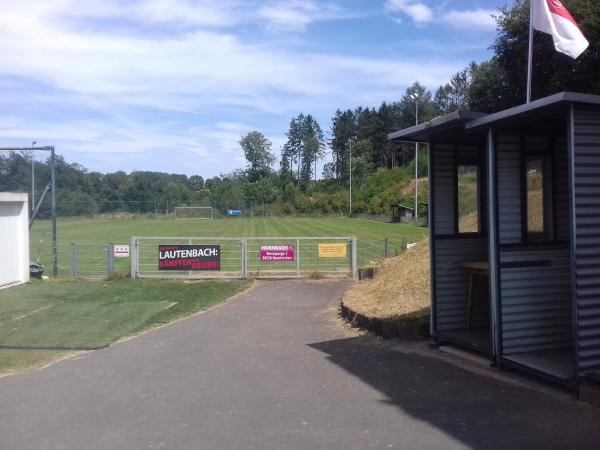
[
  {"left": 130, "top": 236, "right": 357, "bottom": 280},
  {"left": 70, "top": 243, "right": 130, "bottom": 278}
]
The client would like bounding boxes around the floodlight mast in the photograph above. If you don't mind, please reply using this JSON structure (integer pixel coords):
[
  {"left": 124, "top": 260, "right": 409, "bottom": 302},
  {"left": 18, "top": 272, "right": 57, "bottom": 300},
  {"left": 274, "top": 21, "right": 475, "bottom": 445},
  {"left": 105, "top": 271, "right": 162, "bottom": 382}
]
[
  {"left": 0, "top": 145, "right": 58, "bottom": 277},
  {"left": 409, "top": 92, "right": 420, "bottom": 220},
  {"left": 31, "top": 141, "right": 36, "bottom": 212}
]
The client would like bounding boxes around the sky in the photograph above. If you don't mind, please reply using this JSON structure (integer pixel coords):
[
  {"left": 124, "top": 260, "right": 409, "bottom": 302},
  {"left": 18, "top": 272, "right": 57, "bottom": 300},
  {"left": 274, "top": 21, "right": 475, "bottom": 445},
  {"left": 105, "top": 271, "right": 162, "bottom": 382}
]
[{"left": 0, "top": 0, "right": 505, "bottom": 178}]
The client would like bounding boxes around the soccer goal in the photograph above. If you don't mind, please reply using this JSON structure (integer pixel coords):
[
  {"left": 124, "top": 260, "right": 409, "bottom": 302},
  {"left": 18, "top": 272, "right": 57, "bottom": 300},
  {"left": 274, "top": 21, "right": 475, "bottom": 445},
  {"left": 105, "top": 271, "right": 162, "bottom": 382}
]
[{"left": 174, "top": 206, "right": 214, "bottom": 220}]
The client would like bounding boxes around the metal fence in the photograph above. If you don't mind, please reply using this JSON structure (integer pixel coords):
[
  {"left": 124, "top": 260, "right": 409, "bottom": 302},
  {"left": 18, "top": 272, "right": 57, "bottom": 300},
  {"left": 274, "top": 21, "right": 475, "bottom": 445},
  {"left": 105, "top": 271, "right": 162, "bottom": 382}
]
[
  {"left": 64, "top": 236, "right": 407, "bottom": 279},
  {"left": 131, "top": 236, "right": 357, "bottom": 280},
  {"left": 357, "top": 238, "right": 408, "bottom": 267}
]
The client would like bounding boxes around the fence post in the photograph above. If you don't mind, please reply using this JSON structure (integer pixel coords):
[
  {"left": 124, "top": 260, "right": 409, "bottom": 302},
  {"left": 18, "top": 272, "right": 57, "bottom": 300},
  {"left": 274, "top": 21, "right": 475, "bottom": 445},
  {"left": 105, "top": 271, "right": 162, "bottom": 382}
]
[
  {"left": 296, "top": 238, "right": 301, "bottom": 277},
  {"left": 241, "top": 239, "right": 247, "bottom": 279},
  {"left": 70, "top": 242, "right": 77, "bottom": 278},
  {"left": 384, "top": 238, "right": 389, "bottom": 258},
  {"left": 130, "top": 237, "right": 137, "bottom": 279},
  {"left": 188, "top": 238, "right": 193, "bottom": 277},
  {"left": 107, "top": 244, "right": 115, "bottom": 276},
  {"left": 351, "top": 236, "right": 358, "bottom": 278}
]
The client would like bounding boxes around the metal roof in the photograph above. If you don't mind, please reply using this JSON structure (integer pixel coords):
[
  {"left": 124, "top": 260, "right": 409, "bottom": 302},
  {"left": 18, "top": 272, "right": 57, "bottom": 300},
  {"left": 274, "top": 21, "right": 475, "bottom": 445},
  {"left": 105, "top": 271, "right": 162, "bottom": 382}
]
[
  {"left": 387, "top": 111, "right": 487, "bottom": 143},
  {"left": 466, "top": 92, "right": 600, "bottom": 130}
]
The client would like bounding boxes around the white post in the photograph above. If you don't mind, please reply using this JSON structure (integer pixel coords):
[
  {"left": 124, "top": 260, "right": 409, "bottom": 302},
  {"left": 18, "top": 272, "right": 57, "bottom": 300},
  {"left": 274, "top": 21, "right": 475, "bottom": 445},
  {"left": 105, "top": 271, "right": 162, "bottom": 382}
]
[
  {"left": 130, "top": 236, "right": 138, "bottom": 279},
  {"left": 527, "top": 0, "right": 534, "bottom": 103}
]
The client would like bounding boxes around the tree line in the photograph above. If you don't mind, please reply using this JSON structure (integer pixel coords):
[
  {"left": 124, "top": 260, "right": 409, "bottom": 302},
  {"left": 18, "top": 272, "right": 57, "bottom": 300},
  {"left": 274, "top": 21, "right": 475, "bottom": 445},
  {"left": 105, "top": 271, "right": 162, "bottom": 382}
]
[{"left": 2, "top": 1, "right": 597, "bottom": 217}]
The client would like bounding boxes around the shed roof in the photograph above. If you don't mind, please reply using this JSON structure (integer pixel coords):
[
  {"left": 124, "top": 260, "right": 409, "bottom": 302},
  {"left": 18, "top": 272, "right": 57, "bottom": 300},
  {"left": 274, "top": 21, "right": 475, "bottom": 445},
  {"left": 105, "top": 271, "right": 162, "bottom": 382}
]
[
  {"left": 466, "top": 92, "right": 600, "bottom": 131},
  {"left": 387, "top": 111, "right": 486, "bottom": 143},
  {"left": 387, "top": 92, "right": 600, "bottom": 144},
  {"left": 0, "top": 192, "right": 28, "bottom": 203}
]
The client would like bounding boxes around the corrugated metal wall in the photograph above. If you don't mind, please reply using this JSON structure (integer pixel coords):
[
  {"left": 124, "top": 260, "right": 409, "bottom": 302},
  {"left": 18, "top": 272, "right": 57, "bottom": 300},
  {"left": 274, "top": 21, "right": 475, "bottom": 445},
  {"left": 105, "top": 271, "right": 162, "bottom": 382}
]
[
  {"left": 432, "top": 144, "right": 455, "bottom": 235},
  {"left": 431, "top": 142, "right": 488, "bottom": 333},
  {"left": 0, "top": 202, "right": 22, "bottom": 287},
  {"left": 555, "top": 136, "right": 570, "bottom": 242},
  {"left": 500, "top": 248, "right": 572, "bottom": 354},
  {"left": 497, "top": 132, "right": 522, "bottom": 245},
  {"left": 572, "top": 106, "right": 600, "bottom": 374}
]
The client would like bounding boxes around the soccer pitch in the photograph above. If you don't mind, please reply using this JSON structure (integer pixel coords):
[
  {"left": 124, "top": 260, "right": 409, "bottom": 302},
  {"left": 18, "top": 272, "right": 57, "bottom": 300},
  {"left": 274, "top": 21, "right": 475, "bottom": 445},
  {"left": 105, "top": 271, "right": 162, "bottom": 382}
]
[{"left": 30, "top": 216, "right": 429, "bottom": 276}]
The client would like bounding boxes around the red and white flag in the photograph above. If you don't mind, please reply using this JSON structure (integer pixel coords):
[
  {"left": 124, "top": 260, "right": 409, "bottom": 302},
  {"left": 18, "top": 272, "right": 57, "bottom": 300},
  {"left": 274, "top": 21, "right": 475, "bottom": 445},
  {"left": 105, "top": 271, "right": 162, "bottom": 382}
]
[{"left": 532, "top": 0, "right": 589, "bottom": 59}]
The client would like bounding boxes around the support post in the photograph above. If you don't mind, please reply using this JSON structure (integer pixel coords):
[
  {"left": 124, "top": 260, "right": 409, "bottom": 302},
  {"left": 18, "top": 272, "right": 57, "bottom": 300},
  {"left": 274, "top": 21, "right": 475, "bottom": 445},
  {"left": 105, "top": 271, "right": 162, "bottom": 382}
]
[
  {"left": 351, "top": 236, "right": 358, "bottom": 278},
  {"left": 188, "top": 238, "right": 193, "bottom": 277},
  {"left": 241, "top": 239, "right": 247, "bottom": 279},
  {"left": 296, "top": 238, "right": 301, "bottom": 277},
  {"left": 384, "top": 238, "right": 389, "bottom": 258},
  {"left": 130, "top": 237, "right": 138, "bottom": 279},
  {"left": 70, "top": 243, "right": 77, "bottom": 278},
  {"left": 527, "top": 0, "right": 534, "bottom": 103},
  {"left": 487, "top": 128, "right": 501, "bottom": 366},
  {"left": 50, "top": 146, "right": 57, "bottom": 277},
  {"left": 107, "top": 243, "right": 115, "bottom": 276}
]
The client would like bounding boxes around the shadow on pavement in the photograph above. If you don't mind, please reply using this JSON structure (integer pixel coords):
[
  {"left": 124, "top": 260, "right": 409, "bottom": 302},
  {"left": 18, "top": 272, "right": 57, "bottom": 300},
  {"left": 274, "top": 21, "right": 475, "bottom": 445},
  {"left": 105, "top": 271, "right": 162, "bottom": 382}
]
[{"left": 309, "top": 336, "right": 600, "bottom": 450}]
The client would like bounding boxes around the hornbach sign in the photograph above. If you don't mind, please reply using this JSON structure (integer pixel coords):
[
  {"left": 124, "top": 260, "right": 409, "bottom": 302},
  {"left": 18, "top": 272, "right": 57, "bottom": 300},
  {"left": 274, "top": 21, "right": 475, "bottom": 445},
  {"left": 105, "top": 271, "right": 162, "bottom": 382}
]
[
  {"left": 158, "top": 245, "right": 221, "bottom": 271},
  {"left": 260, "top": 245, "right": 295, "bottom": 262}
]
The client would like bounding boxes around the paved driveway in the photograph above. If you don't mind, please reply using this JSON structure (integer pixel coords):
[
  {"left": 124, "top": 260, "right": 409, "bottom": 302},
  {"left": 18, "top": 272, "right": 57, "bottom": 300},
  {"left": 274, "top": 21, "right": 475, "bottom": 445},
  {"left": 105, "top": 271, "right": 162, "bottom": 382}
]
[{"left": 1, "top": 280, "right": 599, "bottom": 450}]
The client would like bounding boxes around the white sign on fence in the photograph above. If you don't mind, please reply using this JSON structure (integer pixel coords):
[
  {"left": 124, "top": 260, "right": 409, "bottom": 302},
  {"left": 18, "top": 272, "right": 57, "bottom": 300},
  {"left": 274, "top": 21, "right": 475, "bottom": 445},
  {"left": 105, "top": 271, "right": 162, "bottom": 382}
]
[{"left": 114, "top": 245, "right": 130, "bottom": 258}]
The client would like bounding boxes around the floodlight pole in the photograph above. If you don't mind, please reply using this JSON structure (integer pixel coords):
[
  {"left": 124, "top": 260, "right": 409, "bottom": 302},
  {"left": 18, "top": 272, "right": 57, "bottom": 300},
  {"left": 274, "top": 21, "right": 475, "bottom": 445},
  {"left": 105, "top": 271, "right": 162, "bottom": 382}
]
[
  {"left": 410, "top": 92, "right": 420, "bottom": 220},
  {"left": 31, "top": 141, "right": 36, "bottom": 212},
  {"left": 50, "top": 146, "right": 57, "bottom": 277},
  {"left": 349, "top": 140, "right": 352, "bottom": 217}
]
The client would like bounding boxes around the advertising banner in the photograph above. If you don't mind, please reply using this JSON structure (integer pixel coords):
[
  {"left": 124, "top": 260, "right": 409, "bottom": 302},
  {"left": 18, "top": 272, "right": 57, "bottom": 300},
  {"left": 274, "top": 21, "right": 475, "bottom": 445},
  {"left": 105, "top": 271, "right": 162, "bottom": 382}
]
[
  {"left": 318, "top": 243, "right": 347, "bottom": 258},
  {"left": 260, "top": 245, "right": 295, "bottom": 262},
  {"left": 158, "top": 245, "right": 221, "bottom": 271}
]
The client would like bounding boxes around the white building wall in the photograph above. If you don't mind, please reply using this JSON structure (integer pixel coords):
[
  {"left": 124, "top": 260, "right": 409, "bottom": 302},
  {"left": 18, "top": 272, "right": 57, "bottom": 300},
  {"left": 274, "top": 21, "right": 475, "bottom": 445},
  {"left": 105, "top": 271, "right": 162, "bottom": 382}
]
[{"left": 0, "top": 192, "right": 29, "bottom": 288}]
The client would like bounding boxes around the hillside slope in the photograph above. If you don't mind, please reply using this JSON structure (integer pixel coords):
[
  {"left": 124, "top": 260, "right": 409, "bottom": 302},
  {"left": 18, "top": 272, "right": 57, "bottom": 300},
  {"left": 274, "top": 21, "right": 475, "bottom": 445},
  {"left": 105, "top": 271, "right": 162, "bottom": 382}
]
[{"left": 343, "top": 239, "right": 430, "bottom": 321}]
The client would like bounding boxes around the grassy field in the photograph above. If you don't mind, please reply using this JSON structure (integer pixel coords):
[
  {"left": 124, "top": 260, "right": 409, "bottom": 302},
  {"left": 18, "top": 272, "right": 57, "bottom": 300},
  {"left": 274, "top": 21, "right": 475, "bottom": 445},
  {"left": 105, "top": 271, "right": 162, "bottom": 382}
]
[
  {"left": 30, "top": 216, "right": 429, "bottom": 276},
  {"left": 0, "top": 278, "right": 248, "bottom": 375}
]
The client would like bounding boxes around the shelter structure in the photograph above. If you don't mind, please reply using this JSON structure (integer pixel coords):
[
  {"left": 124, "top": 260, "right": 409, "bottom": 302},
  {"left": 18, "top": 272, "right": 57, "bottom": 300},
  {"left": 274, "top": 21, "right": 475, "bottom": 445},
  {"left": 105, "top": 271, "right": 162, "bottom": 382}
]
[
  {"left": 391, "top": 204, "right": 415, "bottom": 223},
  {"left": 389, "top": 92, "right": 600, "bottom": 394},
  {"left": 0, "top": 192, "right": 29, "bottom": 288}
]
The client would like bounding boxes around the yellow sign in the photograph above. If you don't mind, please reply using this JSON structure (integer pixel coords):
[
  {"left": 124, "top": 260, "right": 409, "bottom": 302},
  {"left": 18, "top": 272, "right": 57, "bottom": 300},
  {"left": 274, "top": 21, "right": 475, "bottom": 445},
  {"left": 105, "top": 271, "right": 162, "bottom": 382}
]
[{"left": 318, "top": 243, "right": 347, "bottom": 258}]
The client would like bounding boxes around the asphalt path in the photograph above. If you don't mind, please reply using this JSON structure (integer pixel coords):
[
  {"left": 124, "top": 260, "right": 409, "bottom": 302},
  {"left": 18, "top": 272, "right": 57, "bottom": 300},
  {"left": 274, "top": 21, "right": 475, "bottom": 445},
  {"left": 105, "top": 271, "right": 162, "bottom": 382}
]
[{"left": 1, "top": 280, "right": 599, "bottom": 450}]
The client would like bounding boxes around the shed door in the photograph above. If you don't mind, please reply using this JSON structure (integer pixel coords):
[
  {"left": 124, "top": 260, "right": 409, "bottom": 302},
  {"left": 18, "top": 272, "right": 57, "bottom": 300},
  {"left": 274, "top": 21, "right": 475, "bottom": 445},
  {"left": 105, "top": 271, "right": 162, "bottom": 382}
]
[{"left": 0, "top": 203, "right": 22, "bottom": 287}]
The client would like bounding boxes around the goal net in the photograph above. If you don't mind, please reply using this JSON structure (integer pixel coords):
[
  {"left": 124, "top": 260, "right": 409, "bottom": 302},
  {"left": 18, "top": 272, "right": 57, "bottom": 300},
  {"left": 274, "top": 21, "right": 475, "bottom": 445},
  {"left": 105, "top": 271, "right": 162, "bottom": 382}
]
[{"left": 174, "top": 206, "right": 214, "bottom": 220}]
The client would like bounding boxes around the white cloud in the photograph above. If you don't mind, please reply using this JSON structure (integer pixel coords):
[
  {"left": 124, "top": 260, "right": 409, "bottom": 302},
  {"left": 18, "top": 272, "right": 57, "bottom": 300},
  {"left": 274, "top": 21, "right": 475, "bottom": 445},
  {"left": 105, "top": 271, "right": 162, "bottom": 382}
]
[
  {"left": 385, "top": 0, "right": 433, "bottom": 24},
  {"left": 440, "top": 9, "right": 496, "bottom": 31},
  {"left": 0, "top": 0, "right": 471, "bottom": 176},
  {"left": 258, "top": 0, "right": 346, "bottom": 32}
]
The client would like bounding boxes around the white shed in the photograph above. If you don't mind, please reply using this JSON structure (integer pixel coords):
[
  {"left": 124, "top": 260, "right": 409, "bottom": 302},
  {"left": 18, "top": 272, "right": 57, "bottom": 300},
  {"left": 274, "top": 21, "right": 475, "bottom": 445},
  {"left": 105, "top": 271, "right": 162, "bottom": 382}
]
[{"left": 0, "top": 192, "right": 29, "bottom": 288}]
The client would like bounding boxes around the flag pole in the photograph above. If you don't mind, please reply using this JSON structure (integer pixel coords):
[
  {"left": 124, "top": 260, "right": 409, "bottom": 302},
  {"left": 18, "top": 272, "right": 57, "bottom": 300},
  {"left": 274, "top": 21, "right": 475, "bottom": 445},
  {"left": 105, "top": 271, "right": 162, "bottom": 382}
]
[{"left": 526, "top": 0, "right": 534, "bottom": 103}]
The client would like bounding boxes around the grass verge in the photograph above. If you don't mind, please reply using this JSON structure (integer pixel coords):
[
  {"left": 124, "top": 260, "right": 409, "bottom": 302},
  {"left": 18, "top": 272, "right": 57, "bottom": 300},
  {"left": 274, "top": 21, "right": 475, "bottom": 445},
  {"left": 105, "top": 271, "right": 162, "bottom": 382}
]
[{"left": 0, "top": 278, "right": 249, "bottom": 376}]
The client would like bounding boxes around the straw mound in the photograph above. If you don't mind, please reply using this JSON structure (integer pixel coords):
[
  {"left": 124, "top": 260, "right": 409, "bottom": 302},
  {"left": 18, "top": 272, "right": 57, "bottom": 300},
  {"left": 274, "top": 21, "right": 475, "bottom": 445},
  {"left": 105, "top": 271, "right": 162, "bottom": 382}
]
[{"left": 343, "top": 239, "right": 430, "bottom": 321}]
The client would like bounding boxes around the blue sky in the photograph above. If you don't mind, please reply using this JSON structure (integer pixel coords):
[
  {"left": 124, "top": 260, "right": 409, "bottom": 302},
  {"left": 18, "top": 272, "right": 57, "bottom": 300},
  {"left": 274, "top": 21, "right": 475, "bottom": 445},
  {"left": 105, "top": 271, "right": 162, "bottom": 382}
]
[{"left": 0, "top": 0, "right": 504, "bottom": 178}]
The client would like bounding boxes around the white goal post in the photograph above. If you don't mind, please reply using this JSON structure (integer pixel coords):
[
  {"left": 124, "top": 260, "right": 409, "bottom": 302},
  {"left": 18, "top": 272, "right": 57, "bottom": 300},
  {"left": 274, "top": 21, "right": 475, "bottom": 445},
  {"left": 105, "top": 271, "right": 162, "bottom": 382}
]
[{"left": 174, "top": 206, "right": 214, "bottom": 220}]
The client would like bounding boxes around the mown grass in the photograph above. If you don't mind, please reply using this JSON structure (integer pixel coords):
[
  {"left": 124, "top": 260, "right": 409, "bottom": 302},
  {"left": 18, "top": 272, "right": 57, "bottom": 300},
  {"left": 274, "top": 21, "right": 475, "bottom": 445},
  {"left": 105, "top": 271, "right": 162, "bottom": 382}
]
[{"left": 0, "top": 278, "right": 248, "bottom": 375}]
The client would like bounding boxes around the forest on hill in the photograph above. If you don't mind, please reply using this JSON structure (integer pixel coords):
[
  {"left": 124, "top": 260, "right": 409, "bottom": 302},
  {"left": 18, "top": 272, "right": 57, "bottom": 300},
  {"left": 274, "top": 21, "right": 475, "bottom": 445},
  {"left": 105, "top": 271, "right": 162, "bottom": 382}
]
[{"left": 1, "top": 1, "right": 598, "bottom": 218}]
